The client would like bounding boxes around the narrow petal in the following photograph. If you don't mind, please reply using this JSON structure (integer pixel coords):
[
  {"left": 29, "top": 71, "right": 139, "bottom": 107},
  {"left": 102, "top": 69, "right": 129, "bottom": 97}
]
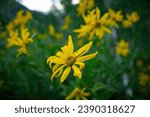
[
  {"left": 72, "top": 65, "right": 82, "bottom": 79},
  {"left": 65, "top": 88, "right": 78, "bottom": 100},
  {"left": 101, "top": 13, "right": 109, "bottom": 22},
  {"left": 75, "top": 41, "right": 92, "bottom": 57},
  {"left": 75, "top": 62, "right": 85, "bottom": 70},
  {"left": 51, "top": 65, "right": 65, "bottom": 80},
  {"left": 60, "top": 66, "right": 71, "bottom": 83},
  {"left": 77, "top": 51, "right": 98, "bottom": 62},
  {"left": 68, "top": 35, "right": 74, "bottom": 54},
  {"left": 56, "top": 51, "right": 66, "bottom": 59},
  {"left": 102, "top": 26, "right": 112, "bottom": 34}
]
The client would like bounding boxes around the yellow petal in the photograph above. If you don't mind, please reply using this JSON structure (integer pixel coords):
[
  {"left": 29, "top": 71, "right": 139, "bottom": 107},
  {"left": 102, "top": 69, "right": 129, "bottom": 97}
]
[
  {"left": 56, "top": 51, "right": 66, "bottom": 59},
  {"left": 68, "top": 35, "right": 74, "bottom": 54},
  {"left": 72, "top": 65, "right": 82, "bottom": 79},
  {"left": 75, "top": 41, "right": 92, "bottom": 57},
  {"left": 77, "top": 51, "right": 98, "bottom": 62},
  {"left": 60, "top": 66, "right": 71, "bottom": 83},
  {"left": 75, "top": 62, "right": 85, "bottom": 70},
  {"left": 51, "top": 65, "right": 65, "bottom": 80},
  {"left": 65, "top": 88, "right": 78, "bottom": 100},
  {"left": 102, "top": 26, "right": 112, "bottom": 34}
]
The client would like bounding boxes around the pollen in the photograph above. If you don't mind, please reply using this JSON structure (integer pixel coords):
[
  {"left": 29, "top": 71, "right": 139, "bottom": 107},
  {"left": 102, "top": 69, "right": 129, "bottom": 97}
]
[{"left": 66, "top": 56, "right": 76, "bottom": 66}]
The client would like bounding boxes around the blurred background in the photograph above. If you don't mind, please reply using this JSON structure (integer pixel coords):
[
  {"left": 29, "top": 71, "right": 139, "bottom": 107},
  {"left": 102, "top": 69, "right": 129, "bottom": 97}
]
[{"left": 0, "top": 0, "right": 150, "bottom": 99}]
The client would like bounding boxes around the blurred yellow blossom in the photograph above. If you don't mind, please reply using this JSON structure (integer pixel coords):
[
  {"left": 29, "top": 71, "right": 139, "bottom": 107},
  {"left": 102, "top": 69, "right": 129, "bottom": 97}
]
[
  {"left": 116, "top": 39, "right": 130, "bottom": 57},
  {"left": 77, "top": 0, "right": 95, "bottom": 16},
  {"left": 7, "top": 28, "right": 33, "bottom": 57},
  {"left": 47, "top": 35, "right": 98, "bottom": 83},
  {"left": 55, "top": 32, "right": 63, "bottom": 40},
  {"left": 108, "top": 9, "right": 123, "bottom": 28},
  {"left": 123, "top": 11, "right": 140, "bottom": 28},
  {"left": 139, "top": 73, "right": 150, "bottom": 87},
  {"left": 65, "top": 87, "right": 90, "bottom": 100},
  {"left": 74, "top": 8, "right": 111, "bottom": 39},
  {"left": 6, "top": 30, "right": 19, "bottom": 48},
  {"left": 13, "top": 10, "right": 32, "bottom": 27},
  {"left": 49, "top": 24, "right": 55, "bottom": 36},
  {"left": 61, "top": 16, "right": 72, "bottom": 30}
]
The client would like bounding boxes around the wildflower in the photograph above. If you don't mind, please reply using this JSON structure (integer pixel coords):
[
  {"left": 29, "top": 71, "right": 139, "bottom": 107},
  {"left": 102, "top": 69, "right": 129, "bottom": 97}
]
[
  {"left": 65, "top": 87, "right": 90, "bottom": 100},
  {"left": 61, "top": 16, "right": 72, "bottom": 30},
  {"left": 13, "top": 10, "right": 32, "bottom": 27},
  {"left": 123, "top": 11, "right": 140, "bottom": 28},
  {"left": 108, "top": 9, "right": 123, "bottom": 28},
  {"left": 116, "top": 39, "right": 130, "bottom": 57},
  {"left": 6, "top": 28, "right": 33, "bottom": 57},
  {"left": 16, "top": 28, "right": 33, "bottom": 57},
  {"left": 49, "top": 24, "right": 55, "bottom": 36},
  {"left": 77, "top": 0, "right": 95, "bottom": 16},
  {"left": 74, "top": 7, "right": 111, "bottom": 39},
  {"left": 55, "top": 32, "right": 63, "bottom": 40},
  {"left": 47, "top": 35, "right": 97, "bottom": 83},
  {"left": 139, "top": 73, "right": 150, "bottom": 87},
  {"left": 6, "top": 30, "right": 19, "bottom": 48}
]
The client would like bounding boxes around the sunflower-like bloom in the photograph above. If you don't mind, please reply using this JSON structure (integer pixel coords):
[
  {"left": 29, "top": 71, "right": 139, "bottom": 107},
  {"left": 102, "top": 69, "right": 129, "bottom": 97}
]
[
  {"left": 6, "top": 28, "right": 33, "bottom": 57},
  {"left": 123, "top": 11, "right": 140, "bottom": 28},
  {"left": 77, "top": 0, "right": 95, "bottom": 16},
  {"left": 16, "top": 28, "right": 33, "bottom": 57},
  {"left": 47, "top": 35, "right": 98, "bottom": 83},
  {"left": 108, "top": 9, "right": 123, "bottom": 28},
  {"left": 116, "top": 39, "right": 130, "bottom": 57},
  {"left": 74, "top": 7, "right": 111, "bottom": 39},
  {"left": 65, "top": 87, "right": 90, "bottom": 100}
]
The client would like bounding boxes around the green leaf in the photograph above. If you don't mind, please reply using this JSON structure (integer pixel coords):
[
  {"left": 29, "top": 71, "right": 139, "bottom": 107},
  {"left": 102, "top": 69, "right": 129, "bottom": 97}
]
[{"left": 92, "top": 82, "right": 106, "bottom": 92}]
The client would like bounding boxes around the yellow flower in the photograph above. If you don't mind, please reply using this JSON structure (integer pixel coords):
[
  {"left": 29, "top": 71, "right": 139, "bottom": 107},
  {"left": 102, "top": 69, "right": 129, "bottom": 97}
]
[
  {"left": 116, "top": 39, "right": 130, "bottom": 57},
  {"left": 49, "top": 24, "right": 55, "bottom": 36},
  {"left": 16, "top": 28, "right": 33, "bottom": 57},
  {"left": 123, "top": 11, "right": 140, "bottom": 28},
  {"left": 77, "top": 0, "right": 95, "bottom": 16},
  {"left": 139, "top": 73, "right": 150, "bottom": 87},
  {"left": 108, "top": 9, "right": 123, "bottom": 28},
  {"left": 6, "top": 22, "right": 15, "bottom": 33},
  {"left": 6, "top": 30, "right": 19, "bottom": 48},
  {"left": 55, "top": 32, "right": 63, "bottom": 40},
  {"left": 13, "top": 10, "right": 32, "bottom": 27},
  {"left": 74, "top": 8, "right": 111, "bottom": 39},
  {"left": 65, "top": 87, "right": 90, "bottom": 100},
  {"left": 47, "top": 35, "right": 98, "bottom": 83},
  {"left": 6, "top": 28, "right": 33, "bottom": 57},
  {"left": 61, "top": 16, "right": 72, "bottom": 30}
]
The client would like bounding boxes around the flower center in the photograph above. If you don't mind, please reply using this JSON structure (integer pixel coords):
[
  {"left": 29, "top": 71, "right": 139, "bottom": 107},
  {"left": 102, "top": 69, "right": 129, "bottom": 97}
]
[
  {"left": 95, "top": 22, "right": 101, "bottom": 28},
  {"left": 66, "top": 56, "right": 76, "bottom": 66}
]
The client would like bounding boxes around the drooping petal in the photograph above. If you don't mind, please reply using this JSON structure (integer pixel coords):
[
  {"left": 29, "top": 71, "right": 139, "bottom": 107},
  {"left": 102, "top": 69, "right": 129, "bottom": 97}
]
[
  {"left": 72, "top": 65, "right": 82, "bottom": 79},
  {"left": 101, "top": 26, "right": 112, "bottom": 34},
  {"left": 65, "top": 88, "right": 78, "bottom": 100},
  {"left": 75, "top": 62, "right": 85, "bottom": 70},
  {"left": 67, "top": 35, "right": 74, "bottom": 54},
  {"left": 77, "top": 51, "right": 98, "bottom": 62},
  {"left": 75, "top": 41, "right": 92, "bottom": 57},
  {"left": 60, "top": 66, "right": 71, "bottom": 83},
  {"left": 51, "top": 65, "right": 65, "bottom": 80}
]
